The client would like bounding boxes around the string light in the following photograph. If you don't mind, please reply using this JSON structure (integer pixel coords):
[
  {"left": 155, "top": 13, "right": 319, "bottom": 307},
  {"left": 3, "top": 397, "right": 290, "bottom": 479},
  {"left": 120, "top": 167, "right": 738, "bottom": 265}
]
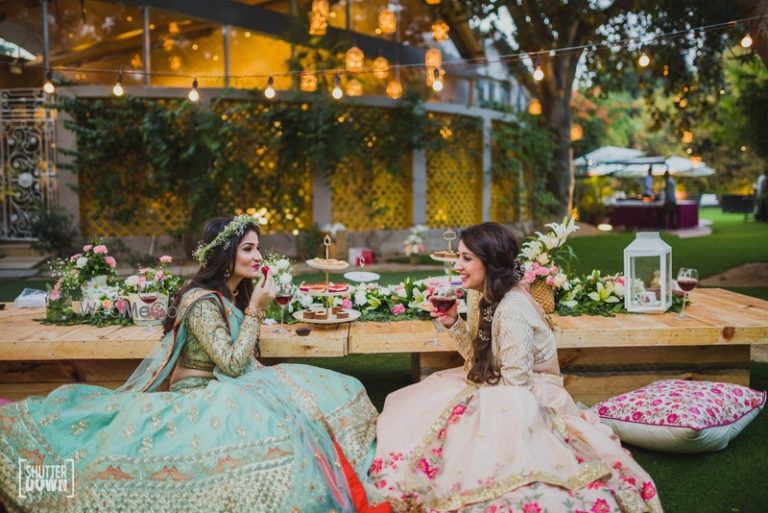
[
  {"left": 431, "top": 68, "right": 443, "bottom": 92},
  {"left": 187, "top": 78, "right": 200, "bottom": 102},
  {"left": 331, "top": 73, "right": 343, "bottom": 99},
  {"left": 533, "top": 57, "right": 544, "bottom": 82},
  {"left": 112, "top": 70, "right": 124, "bottom": 97},
  {"left": 638, "top": 49, "right": 650, "bottom": 67},
  {"left": 346, "top": 46, "right": 365, "bottom": 73},
  {"left": 36, "top": 14, "right": 760, "bottom": 102},
  {"left": 425, "top": 48, "right": 442, "bottom": 68},
  {"left": 309, "top": 0, "right": 329, "bottom": 36},
  {"left": 264, "top": 76, "right": 276, "bottom": 99},
  {"left": 43, "top": 70, "right": 55, "bottom": 94},
  {"left": 681, "top": 130, "right": 693, "bottom": 144}
]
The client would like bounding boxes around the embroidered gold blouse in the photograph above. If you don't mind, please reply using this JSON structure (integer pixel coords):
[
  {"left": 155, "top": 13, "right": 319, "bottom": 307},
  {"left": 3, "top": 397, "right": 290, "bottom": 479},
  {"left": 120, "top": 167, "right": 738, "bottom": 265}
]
[
  {"left": 179, "top": 297, "right": 260, "bottom": 377},
  {"left": 448, "top": 288, "right": 556, "bottom": 386}
]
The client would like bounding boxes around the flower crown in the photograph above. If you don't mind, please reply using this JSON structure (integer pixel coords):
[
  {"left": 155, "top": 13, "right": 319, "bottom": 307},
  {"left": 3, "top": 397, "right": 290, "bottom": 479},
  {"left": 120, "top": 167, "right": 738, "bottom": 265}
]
[{"left": 192, "top": 214, "right": 264, "bottom": 265}]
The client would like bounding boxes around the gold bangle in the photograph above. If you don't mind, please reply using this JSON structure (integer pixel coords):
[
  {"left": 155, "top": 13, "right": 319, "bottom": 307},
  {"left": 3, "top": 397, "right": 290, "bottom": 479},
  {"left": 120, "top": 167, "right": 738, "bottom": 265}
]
[{"left": 244, "top": 307, "right": 265, "bottom": 322}]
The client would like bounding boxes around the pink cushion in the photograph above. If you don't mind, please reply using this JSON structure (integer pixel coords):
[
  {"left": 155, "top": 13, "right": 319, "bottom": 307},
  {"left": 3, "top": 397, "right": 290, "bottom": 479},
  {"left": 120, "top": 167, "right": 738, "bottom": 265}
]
[{"left": 592, "top": 380, "right": 766, "bottom": 453}]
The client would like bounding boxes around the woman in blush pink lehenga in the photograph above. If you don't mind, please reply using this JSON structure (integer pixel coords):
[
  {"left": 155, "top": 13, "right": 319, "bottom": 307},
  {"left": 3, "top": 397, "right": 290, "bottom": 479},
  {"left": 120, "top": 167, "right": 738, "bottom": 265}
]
[{"left": 370, "top": 222, "right": 663, "bottom": 513}]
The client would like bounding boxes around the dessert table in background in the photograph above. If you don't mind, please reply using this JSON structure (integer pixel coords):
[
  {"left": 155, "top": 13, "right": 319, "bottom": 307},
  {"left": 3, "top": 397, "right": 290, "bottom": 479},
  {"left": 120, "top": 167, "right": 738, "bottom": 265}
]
[{"left": 608, "top": 199, "right": 699, "bottom": 229}]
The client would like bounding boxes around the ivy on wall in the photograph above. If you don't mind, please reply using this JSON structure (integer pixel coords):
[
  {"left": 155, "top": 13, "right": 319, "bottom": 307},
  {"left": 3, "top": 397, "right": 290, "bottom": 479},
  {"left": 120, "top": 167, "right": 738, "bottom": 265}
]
[{"left": 57, "top": 92, "right": 552, "bottom": 247}]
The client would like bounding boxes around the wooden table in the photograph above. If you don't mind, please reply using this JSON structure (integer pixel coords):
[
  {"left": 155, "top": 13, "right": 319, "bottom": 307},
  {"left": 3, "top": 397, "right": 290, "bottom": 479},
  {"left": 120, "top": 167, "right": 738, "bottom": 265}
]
[{"left": 0, "top": 288, "right": 766, "bottom": 404}]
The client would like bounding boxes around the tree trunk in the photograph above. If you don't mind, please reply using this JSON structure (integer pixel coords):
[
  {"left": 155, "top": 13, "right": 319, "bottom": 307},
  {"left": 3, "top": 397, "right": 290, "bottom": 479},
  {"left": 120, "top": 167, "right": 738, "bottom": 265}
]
[{"left": 538, "top": 49, "right": 581, "bottom": 218}]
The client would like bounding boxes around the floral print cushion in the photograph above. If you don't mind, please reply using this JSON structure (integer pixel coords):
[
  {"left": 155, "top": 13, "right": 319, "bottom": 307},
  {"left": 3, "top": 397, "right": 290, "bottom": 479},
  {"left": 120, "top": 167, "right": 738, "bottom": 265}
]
[{"left": 592, "top": 380, "right": 766, "bottom": 453}]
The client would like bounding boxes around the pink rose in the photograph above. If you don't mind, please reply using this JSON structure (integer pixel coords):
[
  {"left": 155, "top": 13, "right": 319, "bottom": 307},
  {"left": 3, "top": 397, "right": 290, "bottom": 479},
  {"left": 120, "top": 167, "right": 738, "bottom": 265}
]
[
  {"left": 70, "top": 253, "right": 82, "bottom": 262},
  {"left": 641, "top": 482, "right": 657, "bottom": 500},
  {"left": 342, "top": 299, "right": 352, "bottom": 309},
  {"left": 590, "top": 498, "right": 610, "bottom": 513},
  {"left": 48, "top": 289, "right": 61, "bottom": 300},
  {"left": 545, "top": 276, "right": 555, "bottom": 286},
  {"left": 535, "top": 266, "right": 550, "bottom": 277},
  {"left": 159, "top": 255, "right": 173, "bottom": 264},
  {"left": 550, "top": 265, "right": 559, "bottom": 274},
  {"left": 523, "top": 502, "right": 542, "bottom": 513},
  {"left": 104, "top": 256, "right": 117, "bottom": 268},
  {"left": 391, "top": 304, "right": 406, "bottom": 315},
  {"left": 616, "top": 276, "right": 625, "bottom": 285},
  {"left": 523, "top": 270, "right": 537, "bottom": 284},
  {"left": 531, "top": 262, "right": 540, "bottom": 269},
  {"left": 93, "top": 245, "right": 108, "bottom": 255},
  {"left": 83, "top": 245, "right": 92, "bottom": 252},
  {"left": 155, "top": 270, "right": 165, "bottom": 281},
  {"left": 115, "top": 298, "right": 128, "bottom": 315}
]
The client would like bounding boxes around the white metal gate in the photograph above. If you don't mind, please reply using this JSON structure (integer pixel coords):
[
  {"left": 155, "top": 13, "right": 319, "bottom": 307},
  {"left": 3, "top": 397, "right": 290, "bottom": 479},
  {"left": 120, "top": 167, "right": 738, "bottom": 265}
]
[{"left": 0, "top": 89, "right": 57, "bottom": 240}]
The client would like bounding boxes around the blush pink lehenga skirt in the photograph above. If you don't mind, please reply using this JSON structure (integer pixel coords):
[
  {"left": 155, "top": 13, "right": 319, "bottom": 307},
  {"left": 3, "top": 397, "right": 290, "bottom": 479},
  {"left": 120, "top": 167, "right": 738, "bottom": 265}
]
[{"left": 371, "top": 368, "right": 663, "bottom": 513}]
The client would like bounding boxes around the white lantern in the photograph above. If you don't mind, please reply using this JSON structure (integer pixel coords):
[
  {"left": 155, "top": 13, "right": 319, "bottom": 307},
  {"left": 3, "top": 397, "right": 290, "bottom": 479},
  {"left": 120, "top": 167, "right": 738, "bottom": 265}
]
[{"left": 623, "top": 232, "right": 672, "bottom": 313}]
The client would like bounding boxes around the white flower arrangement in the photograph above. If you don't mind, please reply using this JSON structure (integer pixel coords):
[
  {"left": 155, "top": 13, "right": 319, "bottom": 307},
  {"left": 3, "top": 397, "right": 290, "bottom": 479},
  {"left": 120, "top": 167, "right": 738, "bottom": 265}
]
[{"left": 404, "top": 225, "right": 428, "bottom": 256}]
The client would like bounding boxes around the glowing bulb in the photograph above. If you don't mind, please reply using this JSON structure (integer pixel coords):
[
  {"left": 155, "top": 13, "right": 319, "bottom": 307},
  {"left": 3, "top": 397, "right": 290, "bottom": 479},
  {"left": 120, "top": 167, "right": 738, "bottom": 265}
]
[
  {"left": 188, "top": 78, "right": 199, "bottom": 102},
  {"left": 332, "top": 73, "right": 343, "bottom": 99},
  {"left": 43, "top": 70, "right": 55, "bottom": 94},
  {"left": 740, "top": 34, "right": 753, "bottom": 48},
  {"left": 111, "top": 70, "right": 124, "bottom": 97},
  {"left": 431, "top": 68, "right": 443, "bottom": 92},
  {"left": 638, "top": 52, "right": 650, "bottom": 67},
  {"left": 264, "top": 76, "right": 276, "bottom": 99},
  {"left": 533, "top": 66, "right": 544, "bottom": 82}
]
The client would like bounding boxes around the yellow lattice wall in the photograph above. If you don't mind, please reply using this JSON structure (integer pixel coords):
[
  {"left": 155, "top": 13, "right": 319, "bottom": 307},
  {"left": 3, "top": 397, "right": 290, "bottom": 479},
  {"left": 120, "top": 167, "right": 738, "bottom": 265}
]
[
  {"left": 330, "top": 106, "right": 412, "bottom": 230},
  {"left": 425, "top": 113, "right": 483, "bottom": 228},
  {"left": 78, "top": 100, "right": 313, "bottom": 237},
  {"left": 80, "top": 193, "right": 187, "bottom": 237}
]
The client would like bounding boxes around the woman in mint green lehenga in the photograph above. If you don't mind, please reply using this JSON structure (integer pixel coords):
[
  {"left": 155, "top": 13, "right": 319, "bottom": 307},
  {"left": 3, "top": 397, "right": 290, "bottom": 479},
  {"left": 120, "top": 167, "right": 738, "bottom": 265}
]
[{"left": 0, "top": 216, "right": 388, "bottom": 513}]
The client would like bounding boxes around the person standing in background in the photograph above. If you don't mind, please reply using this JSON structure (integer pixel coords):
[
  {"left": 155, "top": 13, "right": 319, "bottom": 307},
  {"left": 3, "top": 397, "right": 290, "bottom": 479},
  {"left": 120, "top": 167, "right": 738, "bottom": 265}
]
[
  {"left": 643, "top": 167, "right": 655, "bottom": 199},
  {"left": 663, "top": 171, "right": 677, "bottom": 229},
  {"left": 756, "top": 170, "right": 767, "bottom": 222}
]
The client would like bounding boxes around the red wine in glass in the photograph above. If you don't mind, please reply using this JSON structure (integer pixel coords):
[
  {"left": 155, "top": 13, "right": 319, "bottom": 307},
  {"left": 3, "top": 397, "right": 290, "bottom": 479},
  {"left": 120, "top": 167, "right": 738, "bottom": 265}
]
[
  {"left": 275, "top": 294, "right": 294, "bottom": 307},
  {"left": 430, "top": 295, "right": 457, "bottom": 313},
  {"left": 139, "top": 294, "right": 158, "bottom": 304},
  {"left": 677, "top": 279, "right": 698, "bottom": 292}
]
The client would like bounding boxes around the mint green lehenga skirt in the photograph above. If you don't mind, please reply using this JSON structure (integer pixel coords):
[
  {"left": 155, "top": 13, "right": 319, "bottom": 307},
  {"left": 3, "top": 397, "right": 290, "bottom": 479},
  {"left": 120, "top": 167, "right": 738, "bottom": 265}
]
[{"left": 0, "top": 293, "right": 379, "bottom": 513}]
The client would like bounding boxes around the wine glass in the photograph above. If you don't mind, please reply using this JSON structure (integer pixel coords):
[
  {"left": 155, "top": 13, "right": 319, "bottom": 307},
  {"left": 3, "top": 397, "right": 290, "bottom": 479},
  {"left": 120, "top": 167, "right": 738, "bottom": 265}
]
[
  {"left": 676, "top": 268, "right": 698, "bottom": 319},
  {"left": 427, "top": 286, "right": 457, "bottom": 347},
  {"left": 274, "top": 282, "right": 294, "bottom": 335}
]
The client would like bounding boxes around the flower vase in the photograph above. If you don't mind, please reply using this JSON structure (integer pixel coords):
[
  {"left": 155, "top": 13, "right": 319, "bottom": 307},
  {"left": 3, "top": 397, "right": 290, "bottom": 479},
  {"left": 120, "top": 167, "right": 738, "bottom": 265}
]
[
  {"left": 530, "top": 279, "right": 556, "bottom": 313},
  {"left": 81, "top": 275, "right": 108, "bottom": 300},
  {"left": 128, "top": 292, "right": 169, "bottom": 326},
  {"left": 46, "top": 296, "right": 73, "bottom": 322}
]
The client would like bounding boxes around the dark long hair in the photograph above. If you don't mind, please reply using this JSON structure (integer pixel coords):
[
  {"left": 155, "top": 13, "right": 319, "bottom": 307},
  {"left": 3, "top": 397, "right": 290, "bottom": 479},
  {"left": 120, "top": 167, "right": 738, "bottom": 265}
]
[
  {"left": 163, "top": 217, "right": 258, "bottom": 336},
  {"left": 461, "top": 222, "right": 521, "bottom": 385}
]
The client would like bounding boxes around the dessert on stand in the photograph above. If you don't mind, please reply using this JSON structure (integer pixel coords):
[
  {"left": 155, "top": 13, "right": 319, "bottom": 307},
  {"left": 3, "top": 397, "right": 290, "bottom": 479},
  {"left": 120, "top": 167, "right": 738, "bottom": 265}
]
[{"left": 294, "top": 235, "right": 361, "bottom": 324}]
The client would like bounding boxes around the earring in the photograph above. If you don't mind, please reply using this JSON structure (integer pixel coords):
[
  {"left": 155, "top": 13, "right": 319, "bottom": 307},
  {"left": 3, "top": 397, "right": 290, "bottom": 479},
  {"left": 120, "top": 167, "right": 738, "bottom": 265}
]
[{"left": 223, "top": 268, "right": 231, "bottom": 278}]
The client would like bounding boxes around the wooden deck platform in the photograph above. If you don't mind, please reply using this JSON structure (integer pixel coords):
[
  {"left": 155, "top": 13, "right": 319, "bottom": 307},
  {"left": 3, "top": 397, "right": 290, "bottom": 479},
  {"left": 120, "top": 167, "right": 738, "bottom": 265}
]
[{"left": 0, "top": 288, "right": 766, "bottom": 404}]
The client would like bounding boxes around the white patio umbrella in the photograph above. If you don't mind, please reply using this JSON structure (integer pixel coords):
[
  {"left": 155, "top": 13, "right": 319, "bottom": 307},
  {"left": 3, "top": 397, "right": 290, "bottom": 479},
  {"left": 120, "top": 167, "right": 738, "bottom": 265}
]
[
  {"left": 612, "top": 155, "right": 714, "bottom": 178},
  {"left": 574, "top": 146, "right": 645, "bottom": 176}
]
